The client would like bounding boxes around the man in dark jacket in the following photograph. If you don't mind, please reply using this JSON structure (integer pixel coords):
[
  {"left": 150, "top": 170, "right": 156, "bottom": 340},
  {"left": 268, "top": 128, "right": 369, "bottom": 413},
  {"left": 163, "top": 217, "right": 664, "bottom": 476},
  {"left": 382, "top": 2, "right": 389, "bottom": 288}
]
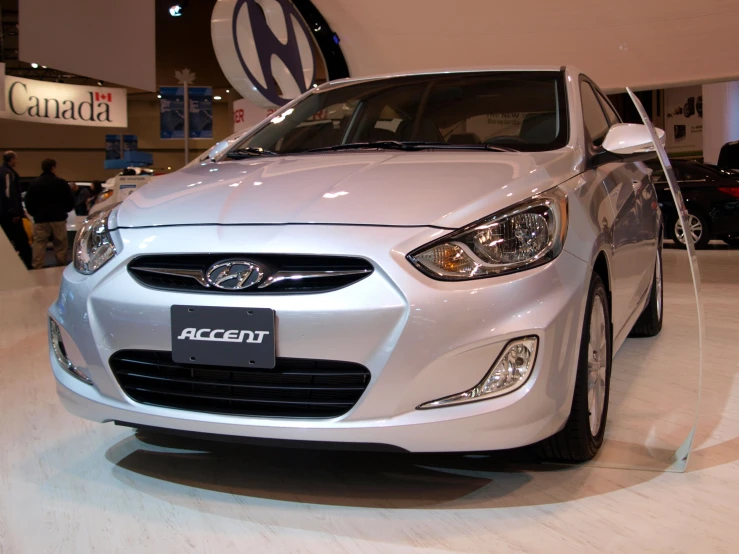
[
  {"left": 24, "top": 158, "right": 75, "bottom": 269},
  {"left": 0, "top": 151, "right": 32, "bottom": 269}
]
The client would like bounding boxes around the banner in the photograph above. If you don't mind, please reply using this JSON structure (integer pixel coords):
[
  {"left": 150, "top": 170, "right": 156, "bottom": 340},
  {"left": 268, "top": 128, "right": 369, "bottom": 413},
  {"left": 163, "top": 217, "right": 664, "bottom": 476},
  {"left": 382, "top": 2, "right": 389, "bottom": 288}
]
[
  {"left": 0, "top": 76, "right": 127, "bottom": 127},
  {"left": 233, "top": 97, "right": 271, "bottom": 134},
  {"left": 123, "top": 134, "right": 138, "bottom": 153},
  {"left": 105, "top": 134, "right": 121, "bottom": 160},
  {"left": 664, "top": 85, "right": 703, "bottom": 155},
  {"left": 106, "top": 134, "right": 138, "bottom": 160},
  {"left": 160, "top": 86, "right": 213, "bottom": 139},
  {"left": 188, "top": 87, "right": 213, "bottom": 139},
  {"left": 159, "top": 87, "right": 184, "bottom": 139},
  {"left": 0, "top": 63, "right": 5, "bottom": 113}
]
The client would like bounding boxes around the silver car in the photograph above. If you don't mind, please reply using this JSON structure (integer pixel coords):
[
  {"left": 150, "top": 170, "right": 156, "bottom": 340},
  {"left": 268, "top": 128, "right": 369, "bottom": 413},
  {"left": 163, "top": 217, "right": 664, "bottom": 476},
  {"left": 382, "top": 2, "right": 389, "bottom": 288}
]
[{"left": 50, "top": 67, "right": 664, "bottom": 462}]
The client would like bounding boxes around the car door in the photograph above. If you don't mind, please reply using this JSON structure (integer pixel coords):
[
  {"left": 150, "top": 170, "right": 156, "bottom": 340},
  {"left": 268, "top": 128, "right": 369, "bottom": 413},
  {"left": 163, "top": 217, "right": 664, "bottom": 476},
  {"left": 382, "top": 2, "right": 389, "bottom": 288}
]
[
  {"left": 595, "top": 89, "right": 659, "bottom": 302},
  {"left": 580, "top": 79, "right": 642, "bottom": 335},
  {"left": 600, "top": 88, "right": 659, "bottom": 323}
]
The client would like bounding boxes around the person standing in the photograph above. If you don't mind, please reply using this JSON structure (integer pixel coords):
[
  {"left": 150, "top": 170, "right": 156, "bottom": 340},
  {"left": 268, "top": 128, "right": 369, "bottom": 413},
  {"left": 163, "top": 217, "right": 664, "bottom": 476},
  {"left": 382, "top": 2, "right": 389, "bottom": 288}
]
[
  {"left": 24, "top": 159, "right": 75, "bottom": 269},
  {"left": 85, "top": 180, "right": 104, "bottom": 213},
  {"left": 0, "top": 151, "right": 32, "bottom": 269}
]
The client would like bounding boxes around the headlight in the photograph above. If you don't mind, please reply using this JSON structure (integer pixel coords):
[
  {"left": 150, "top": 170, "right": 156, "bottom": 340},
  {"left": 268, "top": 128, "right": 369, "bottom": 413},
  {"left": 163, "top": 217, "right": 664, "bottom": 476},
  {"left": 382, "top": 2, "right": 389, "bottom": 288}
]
[
  {"left": 94, "top": 189, "right": 114, "bottom": 205},
  {"left": 73, "top": 204, "right": 119, "bottom": 274},
  {"left": 408, "top": 188, "right": 568, "bottom": 280}
]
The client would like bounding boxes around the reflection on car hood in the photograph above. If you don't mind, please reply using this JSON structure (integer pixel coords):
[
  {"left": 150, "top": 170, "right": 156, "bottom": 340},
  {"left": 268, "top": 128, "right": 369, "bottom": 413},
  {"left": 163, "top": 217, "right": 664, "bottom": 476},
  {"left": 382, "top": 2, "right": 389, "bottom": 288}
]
[{"left": 116, "top": 150, "right": 581, "bottom": 229}]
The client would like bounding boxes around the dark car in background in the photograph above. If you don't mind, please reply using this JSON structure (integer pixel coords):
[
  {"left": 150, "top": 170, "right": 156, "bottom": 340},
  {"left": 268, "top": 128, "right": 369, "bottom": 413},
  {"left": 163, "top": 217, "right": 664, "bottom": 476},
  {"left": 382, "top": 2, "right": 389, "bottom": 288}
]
[{"left": 647, "top": 159, "right": 739, "bottom": 248}]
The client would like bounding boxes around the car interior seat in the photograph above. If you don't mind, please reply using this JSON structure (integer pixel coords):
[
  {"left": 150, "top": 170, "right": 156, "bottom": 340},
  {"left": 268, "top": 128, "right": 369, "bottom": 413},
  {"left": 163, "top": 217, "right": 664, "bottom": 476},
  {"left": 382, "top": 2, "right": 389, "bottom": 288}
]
[
  {"left": 396, "top": 119, "right": 444, "bottom": 143},
  {"left": 519, "top": 112, "right": 558, "bottom": 144},
  {"left": 447, "top": 133, "right": 482, "bottom": 144}
]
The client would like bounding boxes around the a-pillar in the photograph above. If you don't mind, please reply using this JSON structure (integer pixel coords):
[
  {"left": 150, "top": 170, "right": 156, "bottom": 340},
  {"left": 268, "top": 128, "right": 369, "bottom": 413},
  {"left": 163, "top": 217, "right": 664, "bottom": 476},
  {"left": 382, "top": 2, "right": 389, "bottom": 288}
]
[{"left": 702, "top": 81, "right": 739, "bottom": 164}]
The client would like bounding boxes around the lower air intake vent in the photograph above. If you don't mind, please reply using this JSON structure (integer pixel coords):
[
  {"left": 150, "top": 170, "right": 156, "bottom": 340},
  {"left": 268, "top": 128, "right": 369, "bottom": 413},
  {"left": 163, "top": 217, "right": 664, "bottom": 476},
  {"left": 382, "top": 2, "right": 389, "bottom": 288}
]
[{"left": 110, "top": 350, "right": 370, "bottom": 419}]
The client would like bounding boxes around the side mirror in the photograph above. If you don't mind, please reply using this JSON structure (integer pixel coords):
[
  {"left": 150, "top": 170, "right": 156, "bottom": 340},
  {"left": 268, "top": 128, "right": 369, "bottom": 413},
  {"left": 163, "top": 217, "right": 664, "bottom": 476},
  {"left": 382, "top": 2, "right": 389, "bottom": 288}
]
[{"left": 602, "top": 123, "right": 666, "bottom": 155}]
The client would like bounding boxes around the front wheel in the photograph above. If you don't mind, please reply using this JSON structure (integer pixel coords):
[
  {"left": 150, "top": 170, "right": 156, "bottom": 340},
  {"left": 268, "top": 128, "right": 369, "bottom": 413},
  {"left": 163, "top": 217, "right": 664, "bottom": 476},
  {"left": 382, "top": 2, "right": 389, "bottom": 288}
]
[
  {"left": 538, "top": 273, "right": 612, "bottom": 462},
  {"left": 630, "top": 243, "right": 663, "bottom": 337},
  {"left": 672, "top": 212, "right": 710, "bottom": 249}
]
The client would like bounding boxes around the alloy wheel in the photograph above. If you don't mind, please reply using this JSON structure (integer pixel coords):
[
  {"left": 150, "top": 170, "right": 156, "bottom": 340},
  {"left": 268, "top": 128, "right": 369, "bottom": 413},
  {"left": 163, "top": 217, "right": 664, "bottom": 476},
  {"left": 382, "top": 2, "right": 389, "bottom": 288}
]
[
  {"left": 674, "top": 214, "right": 702, "bottom": 245},
  {"left": 587, "top": 295, "right": 608, "bottom": 436}
]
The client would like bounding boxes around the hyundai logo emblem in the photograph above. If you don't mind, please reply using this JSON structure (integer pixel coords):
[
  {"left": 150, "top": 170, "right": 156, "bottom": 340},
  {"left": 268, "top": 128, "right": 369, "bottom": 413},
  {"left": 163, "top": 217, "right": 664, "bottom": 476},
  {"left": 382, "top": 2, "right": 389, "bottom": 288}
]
[{"left": 206, "top": 260, "right": 265, "bottom": 290}]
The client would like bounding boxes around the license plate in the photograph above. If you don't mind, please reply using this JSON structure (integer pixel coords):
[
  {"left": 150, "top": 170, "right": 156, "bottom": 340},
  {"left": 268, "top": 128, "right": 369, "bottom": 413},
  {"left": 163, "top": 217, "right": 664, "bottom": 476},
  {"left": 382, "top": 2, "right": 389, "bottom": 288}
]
[{"left": 171, "top": 305, "right": 275, "bottom": 369}]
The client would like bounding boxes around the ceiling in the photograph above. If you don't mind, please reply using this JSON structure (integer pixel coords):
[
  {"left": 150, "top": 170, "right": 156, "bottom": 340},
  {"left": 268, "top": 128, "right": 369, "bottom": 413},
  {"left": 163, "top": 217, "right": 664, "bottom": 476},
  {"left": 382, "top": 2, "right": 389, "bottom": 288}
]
[
  {"left": 311, "top": 0, "right": 739, "bottom": 92},
  {"left": 4, "top": 0, "right": 739, "bottom": 94}
]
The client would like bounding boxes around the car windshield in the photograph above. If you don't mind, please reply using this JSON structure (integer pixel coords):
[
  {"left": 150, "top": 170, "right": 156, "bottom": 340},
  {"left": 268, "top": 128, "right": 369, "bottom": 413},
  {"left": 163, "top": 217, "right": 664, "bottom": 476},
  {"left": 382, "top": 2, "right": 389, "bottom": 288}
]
[{"left": 230, "top": 71, "right": 568, "bottom": 155}]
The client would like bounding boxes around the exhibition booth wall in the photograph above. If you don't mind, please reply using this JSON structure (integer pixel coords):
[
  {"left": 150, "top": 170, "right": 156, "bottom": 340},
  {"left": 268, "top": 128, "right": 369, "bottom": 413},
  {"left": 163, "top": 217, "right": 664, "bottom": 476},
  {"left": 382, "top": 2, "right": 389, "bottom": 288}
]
[{"left": 0, "top": 96, "right": 232, "bottom": 180}]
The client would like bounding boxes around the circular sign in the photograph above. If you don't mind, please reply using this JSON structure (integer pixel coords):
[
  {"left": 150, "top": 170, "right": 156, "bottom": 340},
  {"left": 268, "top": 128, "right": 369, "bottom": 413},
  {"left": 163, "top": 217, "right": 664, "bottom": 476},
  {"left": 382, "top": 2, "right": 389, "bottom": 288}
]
[{"left": 213, "top": 0, "right": 343, "bottom": 108}]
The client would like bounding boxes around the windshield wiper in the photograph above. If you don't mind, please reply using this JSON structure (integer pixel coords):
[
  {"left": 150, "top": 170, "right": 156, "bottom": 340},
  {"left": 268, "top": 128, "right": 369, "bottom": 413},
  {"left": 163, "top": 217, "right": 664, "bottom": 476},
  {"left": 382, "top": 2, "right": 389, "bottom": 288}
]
[
  {"left": 303, "top": 141, "right": 518, "bottom": 154},
  {"left": 421, "top": 143, "right": 519, "bottom": 153},
  {"left": 225, "top": 147, "right": 279, "bottom": 159},
  {"left": 305, "top": 141, "right": 428, "bottom": 153}
]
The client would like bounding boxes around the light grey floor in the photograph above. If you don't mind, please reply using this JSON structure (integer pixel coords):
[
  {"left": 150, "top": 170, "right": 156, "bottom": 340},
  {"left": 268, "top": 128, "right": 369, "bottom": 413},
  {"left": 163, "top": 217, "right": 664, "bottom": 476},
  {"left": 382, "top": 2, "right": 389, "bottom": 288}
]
[{"left": 1, "top": 245, "right": 737, "bottom": 553}]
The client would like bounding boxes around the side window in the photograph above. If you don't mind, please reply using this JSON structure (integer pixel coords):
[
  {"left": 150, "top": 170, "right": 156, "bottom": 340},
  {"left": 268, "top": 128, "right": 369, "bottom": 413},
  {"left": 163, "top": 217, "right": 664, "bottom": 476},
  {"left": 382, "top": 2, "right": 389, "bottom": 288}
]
[
  {"left": 597, "top": 92, "right": 621, "bottom": 127},
  {"left": 651, "top": 169, "right": 666, "bottom": 183},
  {"left": 671, "top": 166, "right": 685, "bottom": 181},
  {"left": 580, "top": 81, "right": 610, "bottom": 146},
  {"left": 680, "top": 165, "right": 709, "bottom": 182}
]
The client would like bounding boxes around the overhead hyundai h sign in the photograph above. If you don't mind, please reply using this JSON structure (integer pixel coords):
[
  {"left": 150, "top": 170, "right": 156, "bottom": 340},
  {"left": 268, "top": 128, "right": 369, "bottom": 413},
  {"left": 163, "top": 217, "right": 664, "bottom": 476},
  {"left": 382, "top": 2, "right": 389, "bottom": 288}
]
[
  {"left": 211, "top": 0, "right": 349, "bottom": 109},
  {"left": 1, "top": 76, "right": 127, "bottom": 127}
]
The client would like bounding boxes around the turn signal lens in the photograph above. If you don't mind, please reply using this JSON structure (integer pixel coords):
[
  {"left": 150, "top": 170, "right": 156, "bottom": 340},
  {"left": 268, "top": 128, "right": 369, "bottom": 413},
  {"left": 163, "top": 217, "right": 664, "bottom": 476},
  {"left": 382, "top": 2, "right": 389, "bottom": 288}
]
[
  {"left": 409, "top": 188, "right": 567, "bottom": 280},
  {"left": 94, "top": 189, "right": 114, "bottom": 206},
  {"left": 415, "top": 243, "right": 478, "bottom": 275},
  {"left": 418, "top": 337, "right": 538, "bottom": 409}
]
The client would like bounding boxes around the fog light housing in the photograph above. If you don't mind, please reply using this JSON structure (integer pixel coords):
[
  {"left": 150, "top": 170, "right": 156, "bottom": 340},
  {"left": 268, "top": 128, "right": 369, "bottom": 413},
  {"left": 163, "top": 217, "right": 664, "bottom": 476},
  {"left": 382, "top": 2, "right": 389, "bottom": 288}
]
[
  {"left": 50, "top": 319, "right": 93, "bottom": 385},
  {"left": 418, "top": 336, "right": 538, "bottom": 409}
]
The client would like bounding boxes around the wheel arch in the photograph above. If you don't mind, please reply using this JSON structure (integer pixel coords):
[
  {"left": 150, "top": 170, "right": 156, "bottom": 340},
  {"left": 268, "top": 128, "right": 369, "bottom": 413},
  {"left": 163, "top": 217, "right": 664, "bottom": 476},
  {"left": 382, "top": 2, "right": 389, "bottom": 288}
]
[{"left": 592, "top": 250, "right": 612, "bottom": 333}]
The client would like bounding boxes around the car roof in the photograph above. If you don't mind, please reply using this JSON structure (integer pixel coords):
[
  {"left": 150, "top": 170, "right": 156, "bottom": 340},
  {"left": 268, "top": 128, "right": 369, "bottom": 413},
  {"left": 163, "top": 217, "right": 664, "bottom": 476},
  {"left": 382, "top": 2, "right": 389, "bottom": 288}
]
[
  {"left": 647, "top": 158, "right": 698, "bottom": 167},
  {"left": 319, "top": 66, "right": 567, "bottom": 91}
]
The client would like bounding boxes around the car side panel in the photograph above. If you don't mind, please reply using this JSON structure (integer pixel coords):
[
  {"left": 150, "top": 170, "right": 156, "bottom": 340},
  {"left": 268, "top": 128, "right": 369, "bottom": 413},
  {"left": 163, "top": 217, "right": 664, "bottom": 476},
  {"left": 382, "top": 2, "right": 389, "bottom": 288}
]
[
  {"left": 593, "top": 162, "right": 640, "bottom": 336},
  {"left": 559, "top": 171, "right": 620, "bottom": 324},
  {"left": 626, "top": 161, "right": 659, "bottom": 308}
]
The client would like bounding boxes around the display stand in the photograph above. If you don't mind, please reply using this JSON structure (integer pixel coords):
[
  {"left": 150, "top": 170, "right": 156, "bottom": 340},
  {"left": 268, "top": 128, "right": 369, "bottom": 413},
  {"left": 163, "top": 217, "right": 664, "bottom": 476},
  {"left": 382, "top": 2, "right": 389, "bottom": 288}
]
[{"left": 584, "top": 90, "right": 705, "bottom": 473}]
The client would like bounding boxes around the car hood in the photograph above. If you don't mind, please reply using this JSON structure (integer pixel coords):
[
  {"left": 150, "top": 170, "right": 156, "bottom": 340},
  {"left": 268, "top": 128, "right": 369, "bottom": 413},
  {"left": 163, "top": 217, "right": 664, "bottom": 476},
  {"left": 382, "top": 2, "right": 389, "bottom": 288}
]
[{"left": 116, "top": 149, "right": 581, "bottom": 230}]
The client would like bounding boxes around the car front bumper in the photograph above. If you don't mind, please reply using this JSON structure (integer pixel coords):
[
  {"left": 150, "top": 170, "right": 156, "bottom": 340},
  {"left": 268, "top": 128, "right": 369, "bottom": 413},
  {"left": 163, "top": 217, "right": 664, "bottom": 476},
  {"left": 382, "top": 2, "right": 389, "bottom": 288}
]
[{"left": 49, "top": 224, "right": 590, "bottom": 452}]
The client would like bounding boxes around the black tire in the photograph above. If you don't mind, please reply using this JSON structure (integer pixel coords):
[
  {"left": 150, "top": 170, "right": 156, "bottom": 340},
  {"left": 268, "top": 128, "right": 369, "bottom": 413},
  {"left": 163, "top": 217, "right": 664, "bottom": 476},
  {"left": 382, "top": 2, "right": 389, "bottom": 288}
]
[
  {"left": 630, "top": 243, "right": 663, "bottom": 338},
  {"left": 722, "top": 235, "right": 739, "bottom": 247},
  {"left": 538, "top": 273, "right": 612, "bottom": 463},
  {"left": 672, "top": 211, "right": 710, "bottom": 249}
]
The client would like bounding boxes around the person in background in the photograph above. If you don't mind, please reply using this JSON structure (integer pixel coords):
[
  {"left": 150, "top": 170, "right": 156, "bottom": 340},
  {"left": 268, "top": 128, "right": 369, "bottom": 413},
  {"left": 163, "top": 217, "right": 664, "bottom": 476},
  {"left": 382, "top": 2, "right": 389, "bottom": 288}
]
[
  {"left": 0, "top": 151, "right": 32, "bottom": 269},
  {"left": 72, "top": 182, "right": 89, "bottom": 215},
  {"left": 24, "top": 158, "right": 75, "bottom": 269},
  {"left": 85, "top": 180, "right": 103, "bottom": 213}
]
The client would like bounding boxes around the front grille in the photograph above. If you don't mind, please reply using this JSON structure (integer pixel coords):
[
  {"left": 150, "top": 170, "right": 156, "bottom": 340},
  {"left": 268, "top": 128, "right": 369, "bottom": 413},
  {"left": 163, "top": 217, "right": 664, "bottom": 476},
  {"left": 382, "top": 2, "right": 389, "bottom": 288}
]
[
  {"left": 128, "top": 254, "right": 373, "bottom": 294},
  {"left": 110, "top": 350, "right": 371, "bottom": 418}
]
